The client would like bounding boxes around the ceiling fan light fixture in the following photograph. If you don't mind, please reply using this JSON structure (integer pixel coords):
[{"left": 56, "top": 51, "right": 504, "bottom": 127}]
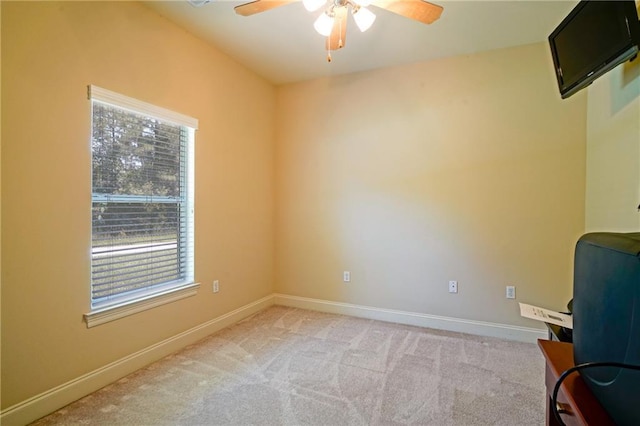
[
  {"left": 303, "top": 0, "right": 326, "bottom": 12},
  {"left": 314, "top": 12, "right": 335, "bottom": 36},
  {"left": 352, "top": 6, "right": 376, "bottom": 32}
]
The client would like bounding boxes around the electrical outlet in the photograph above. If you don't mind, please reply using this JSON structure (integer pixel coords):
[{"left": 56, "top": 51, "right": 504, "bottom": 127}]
[
  {"left": 448, "top": 280, "right": 458, "bottom": 293},
  {"left": 506, "top": 285, "right": 515, "bottom": 299},
  {"left": 213, "top": 280, "right": 219, "bottom": 293},
  {"left": 343, "top": 271, "right": 351, "bottom": 282}
]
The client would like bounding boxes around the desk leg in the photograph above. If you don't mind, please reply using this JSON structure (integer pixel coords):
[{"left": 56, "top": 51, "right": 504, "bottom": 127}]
[{"left": 547, "top": 396, "right": 563, "bottom": 426}]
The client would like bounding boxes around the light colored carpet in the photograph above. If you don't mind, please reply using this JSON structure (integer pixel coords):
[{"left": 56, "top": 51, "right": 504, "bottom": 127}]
[{"left": 32, "top": 306, "right": 546, "bottom": 425}]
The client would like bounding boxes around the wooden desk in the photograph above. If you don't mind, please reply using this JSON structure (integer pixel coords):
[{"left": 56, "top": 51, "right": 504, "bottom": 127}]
[{"left": 538, "top": 339, "right": 614, "bottom": 426}]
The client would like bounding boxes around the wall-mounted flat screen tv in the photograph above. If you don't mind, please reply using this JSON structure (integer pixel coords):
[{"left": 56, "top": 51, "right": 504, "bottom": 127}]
[{"left": 549, "top": 0, "right": 640, "bottom": 99}]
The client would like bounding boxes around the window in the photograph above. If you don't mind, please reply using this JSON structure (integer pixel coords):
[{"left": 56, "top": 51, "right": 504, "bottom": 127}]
[{"left": 86, "top": 86, "right": 197, "bottom": 325}]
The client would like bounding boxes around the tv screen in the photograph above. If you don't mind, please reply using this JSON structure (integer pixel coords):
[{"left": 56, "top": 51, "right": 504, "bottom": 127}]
[{"left": 549, "top": 0, "right": 640, "bottom": 99}]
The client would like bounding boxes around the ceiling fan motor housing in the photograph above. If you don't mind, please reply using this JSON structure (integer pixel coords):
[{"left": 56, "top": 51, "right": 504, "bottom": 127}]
[{"left": 187, "top": 0, "right": 212, "bottom": 7}]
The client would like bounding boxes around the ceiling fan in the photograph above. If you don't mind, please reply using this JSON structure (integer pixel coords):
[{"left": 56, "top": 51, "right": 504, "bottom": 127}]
[{"left": 231, "top": 0, "right": 444, "bottom": 61}]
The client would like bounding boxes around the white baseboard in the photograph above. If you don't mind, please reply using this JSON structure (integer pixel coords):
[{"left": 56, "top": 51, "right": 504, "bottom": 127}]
[
  {"left": 274, "top": 294, "right": 547, "bottom": 343},
  {"left": 0, "top": 294, "right": 275, "bottom": 426},
  {"left": 2, "top": 293, "right": 546, "bottom": 425}
]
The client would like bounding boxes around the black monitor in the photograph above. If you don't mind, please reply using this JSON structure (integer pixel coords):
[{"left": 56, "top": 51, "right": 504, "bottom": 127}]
[{"left": 549, "top": 0, "right": 640, "bottom": 99}]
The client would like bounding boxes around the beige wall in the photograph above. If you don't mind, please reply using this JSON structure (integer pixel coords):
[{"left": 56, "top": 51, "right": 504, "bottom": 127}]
[
  {"left": 585, "top": 58, "right": 640, "bottom": 231},
  {"left": 1, "top": 1, "right": 275, "bottom": 409},
  {"left": 275, "top": 42, "right": 587, "bottom": 327},
  {"left": 0, "top": 3, "right": 3, "bottom": 408}
]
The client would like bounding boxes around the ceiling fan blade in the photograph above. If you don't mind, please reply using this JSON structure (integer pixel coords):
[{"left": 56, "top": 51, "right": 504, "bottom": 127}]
[
  {"left": 328, "top": 7, "right": 348, "bottom": 50},
  {"left": 234, "top": 0, "right": 296, "bottom": 17},
  {"left": 370, "top": 0, "right": 443, "bottom": 24}
]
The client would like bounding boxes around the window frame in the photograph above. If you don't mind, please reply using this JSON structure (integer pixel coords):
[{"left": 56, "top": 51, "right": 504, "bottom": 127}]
[{"left": 84, "top": 85, "right": 199, "bottom": 328}]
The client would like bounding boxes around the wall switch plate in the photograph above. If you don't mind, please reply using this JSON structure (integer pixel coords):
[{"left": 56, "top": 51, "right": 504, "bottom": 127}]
[
  {"left": 213, "top": 280, "right": 219, "bottom": 293},
  {"left": 448, "top": 280, "right": 458, "bottom": 293},
  {"left": 343, "top": 271, "right": 351, "bottom": 282},
  {"left": 506, "top": 285, "right": 515, "bottom": 299}
]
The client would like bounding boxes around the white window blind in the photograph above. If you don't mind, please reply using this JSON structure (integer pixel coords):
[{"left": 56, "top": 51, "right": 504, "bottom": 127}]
[{"left": 89, "top": 86, "right": 196, "bottom": 310}]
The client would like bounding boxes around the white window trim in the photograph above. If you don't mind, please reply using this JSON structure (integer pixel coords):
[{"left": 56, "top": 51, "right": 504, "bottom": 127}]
[
  {"left": 85, "top": 85, "right": 199, "bottom": 327},
  {"left": 88, "top": 85, "right": 199, "bottom": 130},
  {"left": 84, "top": 283, "right": 200, "bottom": 328}
]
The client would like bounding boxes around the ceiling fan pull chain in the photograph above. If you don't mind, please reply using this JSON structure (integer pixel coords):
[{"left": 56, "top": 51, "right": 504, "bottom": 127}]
[
  {"left": 339, "top": 15, "right": 344, "bottom": 48},
  {"left": 326, "top": 36, "right": 332, "bottom": 62}
]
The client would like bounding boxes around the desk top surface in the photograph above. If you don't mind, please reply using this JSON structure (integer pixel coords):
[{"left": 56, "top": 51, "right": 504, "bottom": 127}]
[{"left": 538, "top": 339, "right": 614, "bottom": 426}]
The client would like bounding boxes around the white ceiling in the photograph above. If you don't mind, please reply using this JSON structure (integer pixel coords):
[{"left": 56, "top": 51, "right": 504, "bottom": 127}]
[{"left": 144, "top": 0, "right": 578, "bottom": 85}]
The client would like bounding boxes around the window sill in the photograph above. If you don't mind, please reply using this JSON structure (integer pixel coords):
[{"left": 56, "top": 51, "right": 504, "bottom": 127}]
[{"left": 83, "top": 282, "right": 200, "bottom": 328}]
